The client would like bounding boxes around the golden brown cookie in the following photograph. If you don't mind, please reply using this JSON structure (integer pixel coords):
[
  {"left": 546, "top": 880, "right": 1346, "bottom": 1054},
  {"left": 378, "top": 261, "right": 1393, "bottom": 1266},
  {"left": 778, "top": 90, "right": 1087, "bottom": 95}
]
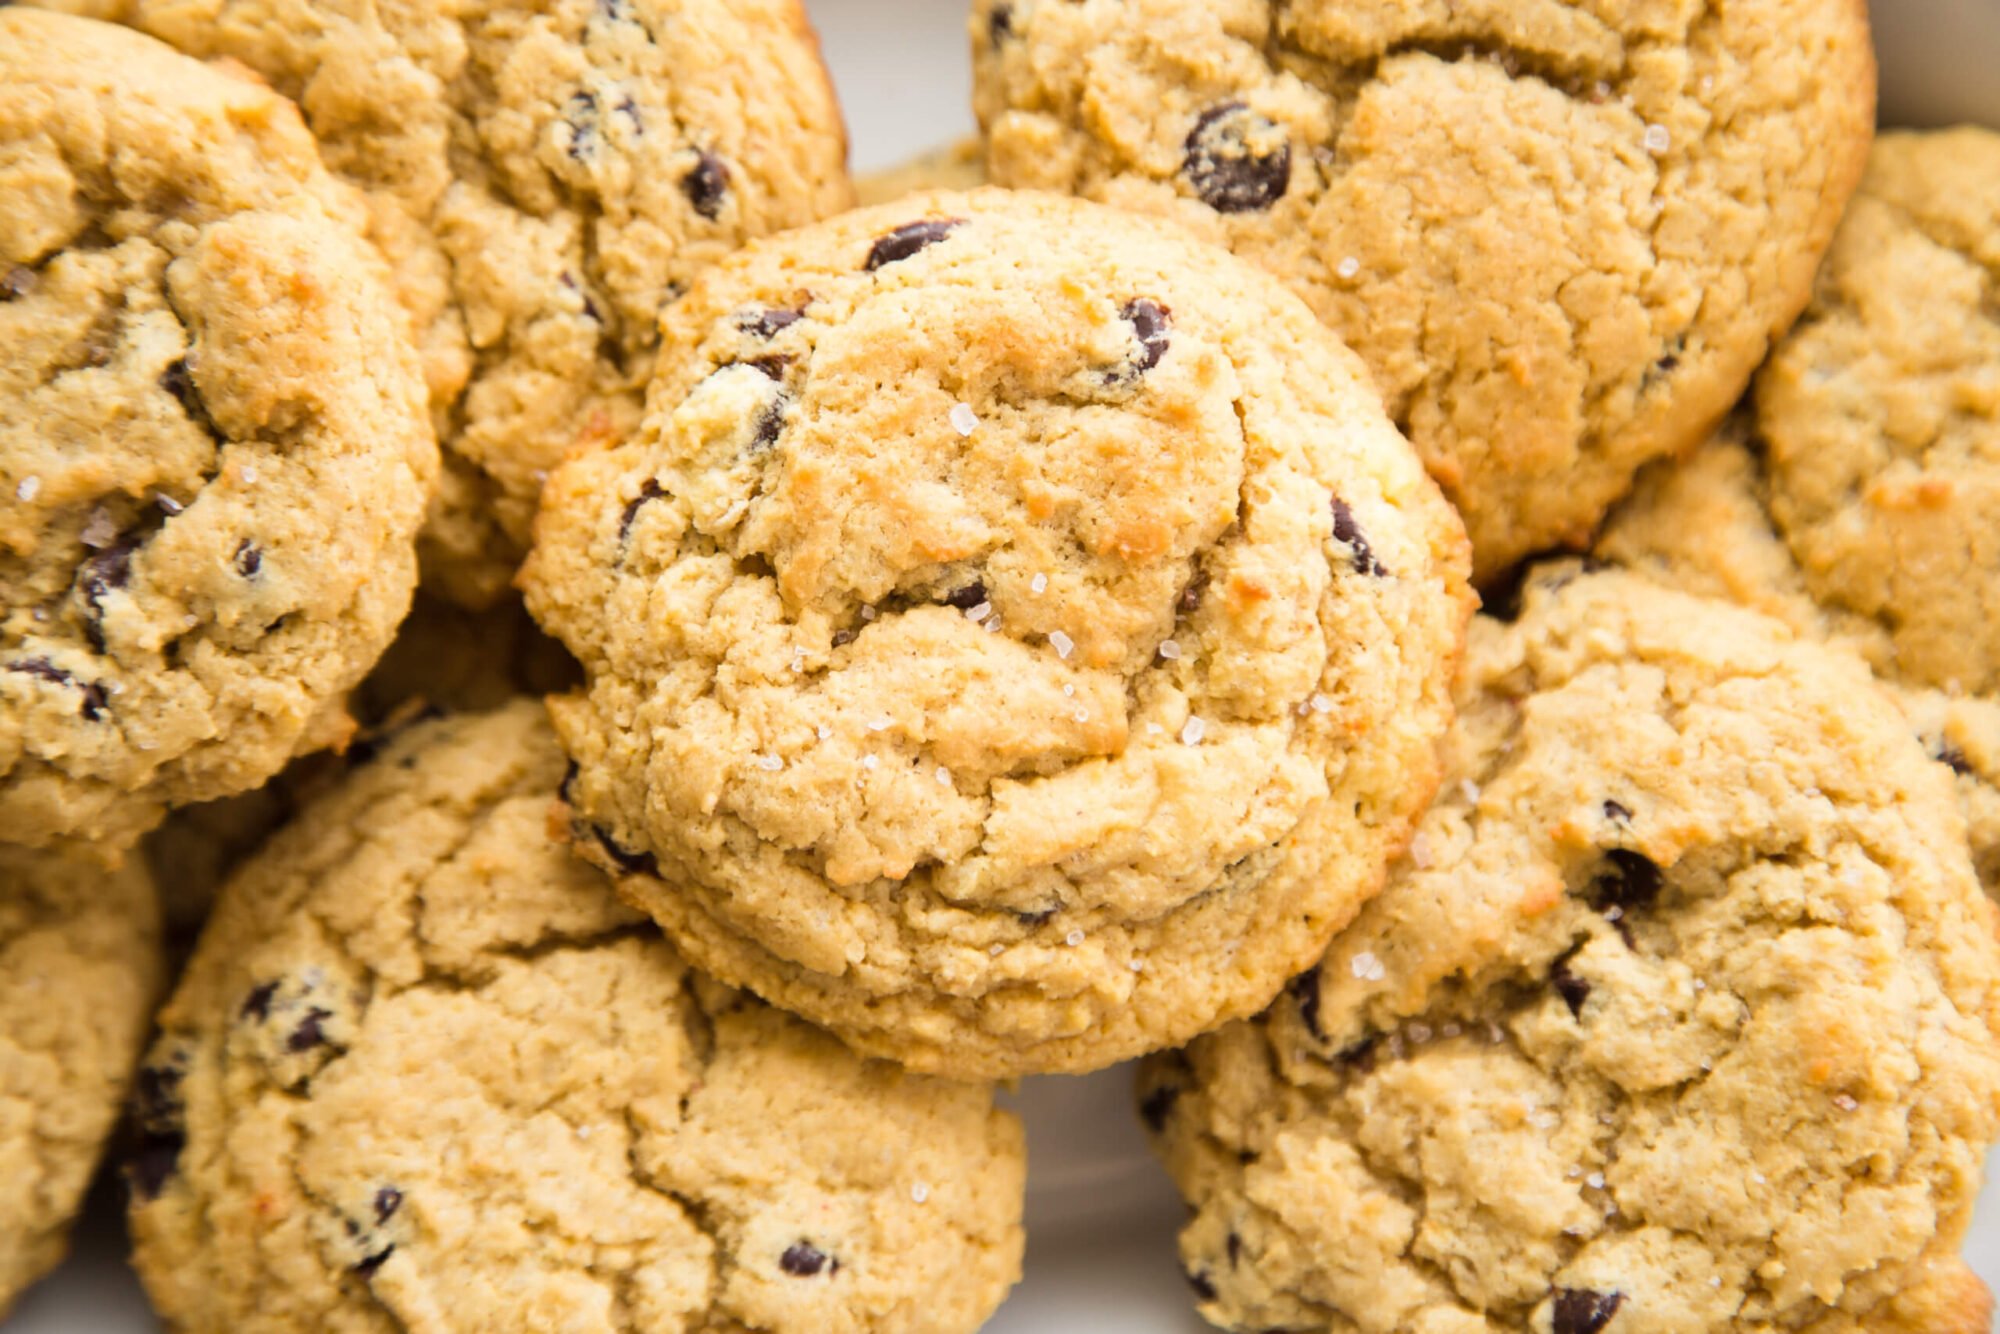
[
  {"left": 523, "top": 187, "right": 1474, "bottom": 1078},
  {"left": 129, "top": 702, "right": 1027, "bottom": 1333},
  {"left": 0, "top": 9, "right": 437, "bottom": 855},
  {"left": 973, "top": 0, "right": 1876, "bottom": 581}
]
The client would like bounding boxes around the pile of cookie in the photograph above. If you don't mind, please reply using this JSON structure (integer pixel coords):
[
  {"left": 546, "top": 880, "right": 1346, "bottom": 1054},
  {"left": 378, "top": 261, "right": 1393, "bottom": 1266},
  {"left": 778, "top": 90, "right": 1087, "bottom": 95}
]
[{"left": 2, "top": 0, "right": 1996, "bottom": 1329}]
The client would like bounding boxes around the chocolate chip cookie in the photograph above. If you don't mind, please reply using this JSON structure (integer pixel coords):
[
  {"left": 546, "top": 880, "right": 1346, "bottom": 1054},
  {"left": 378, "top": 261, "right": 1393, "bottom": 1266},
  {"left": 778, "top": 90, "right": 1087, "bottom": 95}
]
[
  {"left": 523, "top": 187, "right": 1474, "bottom": 1078},
  {"left": 130, "top": 701, "right": 1027, "bottom": 1333},
  {"left": 855, "top": 138, "right": 987, "bottom": 206},
  {"left": 972, "top": 0, "right": 1876, "bottom": 582},
  {"left": 1140, "top": 566, "right": 2000, "bottom": 1333},
  {"left": 0, "top": 9, "right": 437, "bottom": 854},
  {"left": 125, "top": 0, "right": 854, "bottom": 607},
  {"left": 1, "top": 845, "right": 163, "bottom": 1318}
]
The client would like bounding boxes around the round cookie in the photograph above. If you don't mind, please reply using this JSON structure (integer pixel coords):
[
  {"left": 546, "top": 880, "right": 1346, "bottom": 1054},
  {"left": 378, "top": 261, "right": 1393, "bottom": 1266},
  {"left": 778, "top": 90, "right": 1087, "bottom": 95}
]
[
  {"left": 0, "top": 10, "right": 437, "bottom": 854},
  {"left": 1599, "top": 430, "right": 2000, "bottom": 899},
  {"left": 971, "top": 0, "right": 1876, "bottom": 581},
  {"left": 127, "top": 0, "right": 854, "bottom": 607},
  {"left": 1, "top": 846, "right": 163, "bottom": 1318},
  {"left": 522, "top": 187, "right": 1475, "bottom": 1078},
  {"left": 1138, "top": 567, "right": 2000, "bottom": 1333},
  {"left": 129, "top": 701, "right": 1027, "bottom": 1333}
]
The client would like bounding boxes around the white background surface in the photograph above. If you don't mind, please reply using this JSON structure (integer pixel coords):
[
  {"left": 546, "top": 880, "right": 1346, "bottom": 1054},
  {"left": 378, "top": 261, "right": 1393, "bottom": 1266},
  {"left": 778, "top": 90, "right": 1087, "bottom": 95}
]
[{"left": 12, "top": 1, "right": 2000, "bottom": 1329}]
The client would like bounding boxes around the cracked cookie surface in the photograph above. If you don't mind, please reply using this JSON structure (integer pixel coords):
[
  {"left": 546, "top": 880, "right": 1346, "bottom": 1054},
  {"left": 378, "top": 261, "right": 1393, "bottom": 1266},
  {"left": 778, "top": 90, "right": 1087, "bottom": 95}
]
[
  {"left": 971, "top": 0, "right": 1876, "bottom": 581},
  {"left": 1, "top": 845, "right": 163, "bottom": 1318},
  {"left": 522, "top": 187, "right": 1474, "bottom": 1078},
  {"left": 124, "top": 0, "right": 854, "bottom": 607},
  {"left": 1139, "top": 567, "right": 2000, "bottom": 1333},
  {"left": 129, "top": 701, "right": 1027, "bottom": 1334},
  {"left": 0, "top": 10, "right": 437, "bottom": 854}
]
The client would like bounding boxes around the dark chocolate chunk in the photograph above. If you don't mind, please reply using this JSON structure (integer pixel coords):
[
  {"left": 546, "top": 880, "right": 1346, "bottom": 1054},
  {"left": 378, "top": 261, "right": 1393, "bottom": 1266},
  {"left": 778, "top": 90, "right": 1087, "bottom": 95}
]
[
  {"left": 1138, "top": 1083, "right": 1179, "bottom": 1134},
  {"left": 614, "top": 94, "right": 642, "bottom": 135},
  {"left": 559, "top": 760, "right": 580, "bottom": 805},
  {"left": 1014, "top": 904, "right": 1058, "bottom": 927},
  {"left": 682, "top": 151, "right": 731, "bottom": 220},
  {"left": 127, "top": 1137, "right": 186, "bottom": 1203},
  {"left": 1111, "top": 298, "right": 1172, "bottom": 381},
  {"left": 1550, "top": 960, "right": 1591, "bottom": 1017},
  {"left": 1288, "top": 968, "right": 1325, "bottom": 1041},
  {"left": 1602, "top": 799, "right": 1633, "bottom": 823},
  {"left": 779, "top": 1241, "right": 830, "bottom": 1277},
  {"left": 750, "top": 392, "right": 790, "bottom": 453},
  {"left": 353, "top": 1245, "right": 396, "bottom": 1278},
  {"left": 987, "top": 2, "right": 1013, "bottom": 42},
  {"left": 1336, "top": 1034, "right": 1380, "bottom": 1073},
  {"left": 80, "top": 537, "right": 138, "bottom": 652},
  {"left": 1587, "top": 849, "right": 1662, "bottom": 917},
  {"left": 1178, "top": 570, "right": 1209, "bottom": 616},
  {"left": 1330, "top": 498, "right": 1388, "bottom": 577},
  {"left": 562, "top": 92, "right": 599, "bottom": 160},
  {"left": 240, "top": 980, "right": 280, "bottom": 1022},
  {"left": 1183, "top": 103, "right": 1291, "bottom": 213},
  {"left": 1932, "top": 740, "right": 1975, "bottom": 776},
  {"left": 591, "top": 824, "right": 659, "bottom": 877},
  {"left": 374, "top": 1186, "right": 404, "bottom": 1222},
  {"left": 942, "top": 580, "right": 988, "bottom": 610},
  {"left": 558, "top": 271, "right": 603, "bottom": 323},
  {"left": 740, "top": 304, "right": 806, "bottom": 340},
  {"left": 1185, "top": 1269, "right": 1218, "bottom": 1302},
  {"left": 234, "top": 539, "right": 262, "bottom": 577},
  {"left": 7, "top": 656, "right": 107, "bottom": 720},
  {"left": 1552, "top": 1287, "right": 1626, "bottom": 1334},
  {"left": 287, "top": 1007, "right": 333, "bottom": 1053},
  {"left": 744, "top": 354, "right": 792, "bottom": 381},
  {"left": 128, "top": 1045, "right": 190, "bottom": 1201},
  {"left": 1, "top": 265, "right": 35, "bottom": 301},
  {"left": 1226, "top": 1232, "right": 1242, "bottom": 1268},
  {"left": 618, "top": 479, "right": 666, "bottom": 542},
  {"left": 865, "top": 219, "right": 966, "bottom": 271}
]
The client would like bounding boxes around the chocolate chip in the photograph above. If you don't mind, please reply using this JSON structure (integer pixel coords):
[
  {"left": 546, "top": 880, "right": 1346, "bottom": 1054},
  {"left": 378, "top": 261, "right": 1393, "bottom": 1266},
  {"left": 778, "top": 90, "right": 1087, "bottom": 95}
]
[
  {"left": 744, "top": 354, "right": 791, "bottom": 381},
  {"left": 80, "top": 538, "right": 138, "bottom": 652},
  {"left": 233, "top": 540, "right": 261, "bottom": 577},
  {"left": 353, "top": 1245, "right": 396, "bottom": 1278},
  {"left": 1330, "top": 498, "right": 1387, "bottom": 576},
  {"left": 942, "top": 580, "right": 988, "bottom": 610},
  {"left": 1014, "top": 904, "right": 1059, "bottom": 927},
  {"left": 287, "top": 1008, "right": 333, "bottom": 1053},
  {"left": 559, "top": 760, "right": 580, "bottom": 805},
  {"left": 1138, "top": 1084, "right": 1179, "bottom": 1134},
  {"left": 1226, "top": 1232, "right": 1242, "bottom": 1268},
  {"left": 987, "top": 2, "right": 1013, "bottom": 42},
  {"left": 1336, "top": 1034, "right": 1380, "bottom": 1073},
  {"left": 1287, "top": 968, "right": 1325, "bottom": 1041},
  {"left": 7, "top": 656, "right": 107, "bottom": 720},
  {"left": 682, "top": 152, "right": 731, "bottom": 220},
  {"left": 1588, "top": 849, "right": 1662, "bottom": 917},
  {"left": 614, "top": 94, "right": 642, "bottom": 136},
  {"left": 1178, "top": 570, "right": 1209, "bottom": 616},
  {"left": 1183, "top": 103, "right": 1291, "bottom": 213},
  {"left": 780, "top": 1241, "right": 830, "bottom": 1277},
  {"left": 1, "top": 266, "right": 35, "bottom": 301},
  {"left": 1551, "top": 960, "right": 1591, "bottom": 1017},
  {"left": 1111, "top": 298, "right": 1172, "bottom": 382},
  {"left": 374, "top": 1187, "right": 404, "bottom": 1222},
  {"left": 128, "top": 1046, "right": 190, "bottom": 1202},
  {"left": 1602, "top": 799, "right": 1633, "bottom": 823},
  {"left": 558, "top": 271, "right": 602, "bottom": 323},
  {"left": 127, "top": 1138, "right": 185, "bottom": 1202},
  {"left": 240, "top": 980, "right": 280, "bottom": 1022},
  {"left": 562, "top": 92, "right": 599, "bottom": 160},
  {"left": 1553, "top": 1287, "right": 1626, "bottom": 1334},
  {"left": 618, "top": 479, "right": 666, "bottom": 542},
  {"left": 751, "top": 391, "right": 790, "bottom": 453},
  {"left": 590, "top": 824, "right": 659, "bottom": 877},
  {"left": 740, "top": 304, "right": 806, "bottom": 340},
  {"left": 1932, "top": 740, "right": 1975, "bottom": 776},
  {"left": 865, "top": 219, "right": 966, "bottom": 271},
  {"left": 1185, "top": 1269, "right": 1218, "bottom": 1302}
]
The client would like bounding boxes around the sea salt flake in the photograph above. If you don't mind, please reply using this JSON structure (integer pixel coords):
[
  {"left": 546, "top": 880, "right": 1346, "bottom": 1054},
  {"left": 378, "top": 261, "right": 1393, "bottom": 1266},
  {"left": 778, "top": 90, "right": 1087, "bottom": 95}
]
[
  {"left": 816, "top": 726, "right": 832, "bottom": 741},
  {"left": 983, "top": 616, "right": 1001, "bottom": 633},
  {"left": 79, "top": 507, "right": 116, "bottom": 549},
  {"left": 867, "top": 715, "right": 892, "bottom": 731},
  {"left": 1048, "top": 630, "right": 1075, "bottom": 660},
  {"left": 1409, "top": 832, "right": 1435, "bottom": 869},
  {"left": 1832, "top": 1094, "right": 1859, "bottom": 1112},
  {"left": 1180, "top": 717, "right": 1206, "bottom": 746},
  {"left": 1030, "top": 573, "right": 1048, "bottom": 594},
  {"left": 860, "top": 755, "right": 879, "bottom": 771},
  {"left": 1073, "top": 709, "right": 1090, "bottom": 724},
  {"left": 1129, "top": 959, "right": 1144, "bottom": 973},
  {"left": 241, "top": 465, "right": 258, "bottom": 485},
  {"left": 935, "top": 766, "right": 952, "bottom": 786},
  {"left": 911, "top": 1182, "right": 931, "bottom": 1204},
  {"left": 1458, "top": 778, "right": 1481, "bottom": 804},
  {"left": 1062, "top": 684, "right": 1075, "bottom": 697},
  {"left": 1158, "top": 639, "right": 1183, "bottom": 661},
  {"left": 1065, "top": 929, "right": 1085, "bottom": 947},
  {"left": 989, "top": 943, "right": 1005, "bottom": 957},
  {"left": 756, "top": 754, "right": 784, "bottom": 771},
  {"left": 1336, "top": 256, "right": 1361, "bottom": 280},
  {"left": 1643, "top": 123, "right": 1672, "bottom": 156},
  {"left": 1310, "top": 693, "right": 1333, "bottom": 714},
  {"left": 15, "top": 476, "right": 41, "bottom": 502},
  {"left": 1408, "top": 1023, "right": 1433, "bottom": 1044},
  {"left": 1586, "top": 1172, "right": 1606, "bottom": 1190},
  {"left": 949, "top": 403, "right": 979, "bottom": 437},
  {"left": 964, "top": 601, "right": 993, "bottom": 621},
  {"left": 1351, "top": 951, "right": 1386, "bottom": 982},
  {"left": 1145, "top": 723, "right": 1164, "bottom": 736}
]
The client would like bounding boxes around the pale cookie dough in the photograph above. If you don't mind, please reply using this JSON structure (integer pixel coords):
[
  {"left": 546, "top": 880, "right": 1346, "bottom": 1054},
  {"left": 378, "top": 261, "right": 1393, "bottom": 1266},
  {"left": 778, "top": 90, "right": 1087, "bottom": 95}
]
[
  {"left": 0, "top": 10, "right": 437, "bottom": 854},
  {"left": 1, "top": 846, "right": 163, "bottom": 1318},
  {"left": 972, "top": 0, "right": 1876, "bottom": 581},
  {"left": 1140, "top": 566, "right": 2000, "bottom": 1333},
  {"left": 129, "top": 701, "right": 1027, "bottom": 1334},
  {"left": 523, "top": 187, "right": 1474, "bottom": 1078},
  {"left": 126, "top": 0, "right": 854, "bottom": 607}
]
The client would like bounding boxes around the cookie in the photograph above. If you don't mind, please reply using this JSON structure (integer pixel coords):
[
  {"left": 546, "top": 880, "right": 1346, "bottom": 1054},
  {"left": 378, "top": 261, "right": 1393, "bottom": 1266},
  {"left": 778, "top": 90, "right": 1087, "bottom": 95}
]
[
  {"left": 130, "top": 701, "right": 1027, "bottom": 1333},
  {"left": 124, "top": 0, "right": 854, "bottom": 607},
  {"left": 1, "top": 846, "right": 163, "bottom": 1318},
  {"left": 1599, "top": 430, "right": 2000, "bottom": 899},
  {"left": 855, "top": 138, "right": 988, "bottom": 206},
  {"left": 0, "top": 9, "right": 437, "bottom": 854},
  {"left": 972, "top": 0, "right": 1876, "bottom": 581},
  {"left": 1139, "top": 566, "right": 2000, "bottom": 1333},
  {"left": 522, "top": 187, "right": 1474, "bottom": 1078}
]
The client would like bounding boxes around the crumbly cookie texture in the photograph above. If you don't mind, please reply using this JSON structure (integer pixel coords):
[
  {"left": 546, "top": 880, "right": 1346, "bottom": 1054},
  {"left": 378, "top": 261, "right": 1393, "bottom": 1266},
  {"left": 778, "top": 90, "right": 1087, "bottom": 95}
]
[
  {"left": 972, "top": 0, "right": 1876, "bottom": 581},
  {"left": 1600, "top": 430, "right": 2000, "bottom": 899},
  {"left": 1139, "top": 567, "right": 2000, "bottom": 1334},
  {"left": 523, "top": 187, "right": 1474, "bottom": 1078},
  {"left": 0, "top": 10, "right": 437, "bottom": 854},
  {"left": 130, "top": 702, "right": 1027, "bottom": 1334},
  {"left": 855, "top": 138, "right": 987, "bottom": 206},
  {"left": 0, "top": 846, "right": 163, "bottom": 1318},
  {"left": 1748, "top": 127, "right": 2000, "bottom": 695},
  {"left": 127, "top": 0, "right": 854, "bottom": 607}
]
